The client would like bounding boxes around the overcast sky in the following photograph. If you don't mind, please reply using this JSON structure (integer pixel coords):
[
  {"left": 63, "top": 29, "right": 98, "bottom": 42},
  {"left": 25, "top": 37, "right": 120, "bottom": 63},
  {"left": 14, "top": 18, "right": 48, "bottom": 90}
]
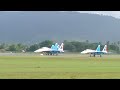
[
  {"left": 76, "top": 11, "right": 120, "bottom": 19},
  {"left": 2, "top": 11, "right": 120, "bottom": 19}
]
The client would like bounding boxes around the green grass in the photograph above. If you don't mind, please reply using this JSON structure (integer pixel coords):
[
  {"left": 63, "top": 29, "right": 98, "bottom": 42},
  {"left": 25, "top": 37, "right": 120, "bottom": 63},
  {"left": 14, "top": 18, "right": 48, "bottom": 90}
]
[{"left": 0, "top": 54, "right": 120, "bottom": 79}]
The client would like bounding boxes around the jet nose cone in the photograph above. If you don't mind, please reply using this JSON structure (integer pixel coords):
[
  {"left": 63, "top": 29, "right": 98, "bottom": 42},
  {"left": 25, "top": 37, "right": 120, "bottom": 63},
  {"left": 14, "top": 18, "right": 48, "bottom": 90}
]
[
  {"left": 81, "top": 51, "right": 84, "bottom": 54},
  {"left": 81, "top": 50, "right": 86, "bottom": 54}
]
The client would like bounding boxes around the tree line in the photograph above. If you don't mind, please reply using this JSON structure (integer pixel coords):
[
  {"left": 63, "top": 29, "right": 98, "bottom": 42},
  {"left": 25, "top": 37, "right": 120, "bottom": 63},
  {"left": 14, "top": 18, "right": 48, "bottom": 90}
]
[{"left": 0, "top": 40, "right": 119, "bottom": 53}]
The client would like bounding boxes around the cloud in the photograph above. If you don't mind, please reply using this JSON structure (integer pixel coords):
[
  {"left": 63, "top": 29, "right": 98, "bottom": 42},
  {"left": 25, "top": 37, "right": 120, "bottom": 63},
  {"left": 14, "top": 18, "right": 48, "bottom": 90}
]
[
  {"left": 76, "top": 11, "right": 120, "bottom": 19},
  {"left": 2, "top": 11, "right": 120, "bottom": 19},
  {"left": 1, "top": 11, "right": 22, "bottom": 12}
]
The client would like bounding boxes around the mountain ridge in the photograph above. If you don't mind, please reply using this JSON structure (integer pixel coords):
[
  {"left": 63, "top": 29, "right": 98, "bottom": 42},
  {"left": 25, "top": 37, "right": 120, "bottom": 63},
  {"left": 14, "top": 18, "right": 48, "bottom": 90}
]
[{"left": 0, "top": 11, "right": 120, "bottom": 44}]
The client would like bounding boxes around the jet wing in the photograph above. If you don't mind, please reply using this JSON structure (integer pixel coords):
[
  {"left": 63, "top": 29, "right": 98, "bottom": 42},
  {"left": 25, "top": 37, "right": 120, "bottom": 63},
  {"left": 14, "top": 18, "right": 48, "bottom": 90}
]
[
  {"left": 34, "top": 47, "right": 51, "bottom": 53},
  {"left": 81, "top": 49, "right": 95, "bottom": 54}
]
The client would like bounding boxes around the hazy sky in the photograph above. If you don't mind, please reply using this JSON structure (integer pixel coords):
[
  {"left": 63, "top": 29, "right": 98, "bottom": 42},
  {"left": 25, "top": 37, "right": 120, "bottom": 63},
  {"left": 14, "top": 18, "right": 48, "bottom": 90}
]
[
  {"left": 77, "top": 11, "right": 120, "bottom": 19},
  {"left": 2, "top": 11, "right": 120, "bottom": 19},
  {"left": 0, "top": 11, "right": 120, "bottom": 42}
]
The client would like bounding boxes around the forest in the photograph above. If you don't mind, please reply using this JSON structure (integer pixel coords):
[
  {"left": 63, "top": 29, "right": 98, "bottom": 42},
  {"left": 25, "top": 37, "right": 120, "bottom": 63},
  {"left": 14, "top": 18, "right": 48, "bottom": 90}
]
[{"left": 0, "top": 40, "right": 119, "bottom": 53}]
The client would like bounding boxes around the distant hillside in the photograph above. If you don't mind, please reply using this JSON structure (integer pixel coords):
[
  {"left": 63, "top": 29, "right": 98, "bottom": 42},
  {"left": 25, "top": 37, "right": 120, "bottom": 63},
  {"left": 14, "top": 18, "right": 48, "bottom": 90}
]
[{"left": 0, "top": 11, "right": 120, "bottom": 44}]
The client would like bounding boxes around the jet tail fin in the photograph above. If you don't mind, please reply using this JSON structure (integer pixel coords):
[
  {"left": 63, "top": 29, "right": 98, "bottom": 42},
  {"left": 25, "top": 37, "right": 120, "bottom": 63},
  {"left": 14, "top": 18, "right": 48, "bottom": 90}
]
[
  {"left": 51, "top": 43, "right": 59, "bottom": 50},
  {"left": 102, "top": 45, "right": 108, "bottom": 53},
  {"left": 59, "top": 43, "right": 64, "bottom": 50},
  {"left": 51, "top": 43, "right": 64, "bottom": 52},
  {"left": 51, "top": 45, "right": 55, "bottom": 49},
  {"left": 58, "top": 43, "right": 64, "bottom": 52},
  {"left": 95, "top": 45, "right": 100, "bottom": 51}
]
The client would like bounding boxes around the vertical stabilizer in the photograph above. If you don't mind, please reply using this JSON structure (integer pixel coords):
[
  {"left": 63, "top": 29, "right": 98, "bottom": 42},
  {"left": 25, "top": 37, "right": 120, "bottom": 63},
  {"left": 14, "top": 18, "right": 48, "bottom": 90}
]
[
  {"left": 58, "top": 43, "right": 64, "bottom": 52},
  {"left": 96, "top": 45, "right": 100, "bottom": 51},
  {"left": 102, "top": 45, "right": 108, "bottom": 53},
  {"left": 51, "top": 45, "right": 55, "bottom": 49},
  {"left": 54, "top": 43, "right": 59, "bottom": 50},
  {"left": 59, "top": 43, "right": 64, "bottom": 50}
]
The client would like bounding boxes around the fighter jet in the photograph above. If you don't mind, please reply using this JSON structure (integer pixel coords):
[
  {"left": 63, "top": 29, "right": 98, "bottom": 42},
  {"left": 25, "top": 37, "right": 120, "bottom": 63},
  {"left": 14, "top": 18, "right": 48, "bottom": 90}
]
[
  {"left": 34, "top": 43, "right": 64, "bottom": 55},
  {"left": 81, "top": 45, "right": 108, "bottom": 57}
]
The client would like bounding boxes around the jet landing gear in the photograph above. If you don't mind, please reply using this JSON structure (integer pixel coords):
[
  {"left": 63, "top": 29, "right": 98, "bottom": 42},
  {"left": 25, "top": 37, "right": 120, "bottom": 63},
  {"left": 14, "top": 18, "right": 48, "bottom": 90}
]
[
  {"left": 90, "top": 53, "right": 102, "bottom": 57},
  {"left": 52, "top": 52, "right": 58, "bottom": 56},
  {"left": 90, "top": 54, "right": 92, "bottom": 57},
  {"left": 89, "top": 53, "right": 96, "bottom": 57},
  {"left": 93, "top": 54, "right": 102, "bottom": 57}
]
